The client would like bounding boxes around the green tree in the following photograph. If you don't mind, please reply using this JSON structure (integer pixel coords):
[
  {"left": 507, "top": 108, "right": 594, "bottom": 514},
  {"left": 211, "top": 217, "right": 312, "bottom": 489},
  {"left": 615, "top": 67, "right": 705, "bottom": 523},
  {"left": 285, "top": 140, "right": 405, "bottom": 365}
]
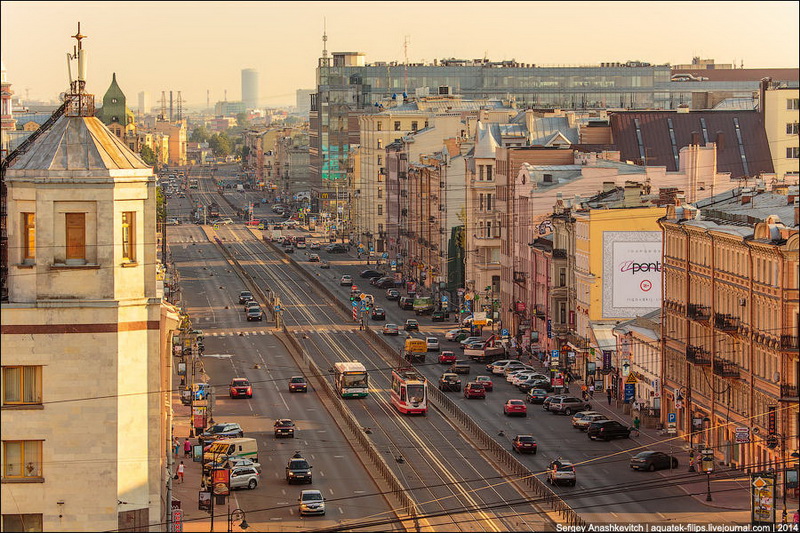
[
  {"left": 209, "top": 133, "right": 232, "bottom": 158},
  {"left": 189, "top": 125, "right": 210, "bottom": 143},
  {"left": 155, "top": 187, "right": 166, "bottom": 223},
  {"left": 236, "top": 113, "right": 248, "bottom": 127},
  {"left": 140, "top": 145, "right": 157, "bottom": 166}
]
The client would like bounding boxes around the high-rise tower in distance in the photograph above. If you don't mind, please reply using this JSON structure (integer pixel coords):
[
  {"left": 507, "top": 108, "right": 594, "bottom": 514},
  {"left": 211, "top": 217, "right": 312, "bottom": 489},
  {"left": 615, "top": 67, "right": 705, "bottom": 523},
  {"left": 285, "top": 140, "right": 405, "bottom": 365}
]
[{"left": 241, "top": 68, "right": 259, "bottom": 110}]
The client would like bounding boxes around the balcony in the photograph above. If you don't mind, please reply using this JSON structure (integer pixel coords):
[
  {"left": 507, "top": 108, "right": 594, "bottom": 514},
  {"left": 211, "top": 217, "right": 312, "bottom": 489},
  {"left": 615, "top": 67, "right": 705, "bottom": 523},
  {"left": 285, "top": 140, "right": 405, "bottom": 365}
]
[
  {"left": 780, "top": 384, "right": 799, "bottom": 401},
  {"left": 712, "top": 358, "right": 740, "bottom": 379},
  {"left": 686, "top": 345, "right": 712, "bottom": 366},
  {"left": 687, "top": 303, "right": 711, "bottom": 322},
  {"left": 780, "top": 335, "right": 799, "bottom": 351},
  {"left": 714, "top": 312, "right": 740, "bottom": 332}
]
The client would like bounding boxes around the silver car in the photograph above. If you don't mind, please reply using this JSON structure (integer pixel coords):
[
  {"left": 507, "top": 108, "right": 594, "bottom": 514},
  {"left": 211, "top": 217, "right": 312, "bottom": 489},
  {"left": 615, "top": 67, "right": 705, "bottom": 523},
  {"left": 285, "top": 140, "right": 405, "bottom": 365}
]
[
  {"left": 299, "top": 489, "right": 326, "bottom": 515},
  {"left": 229, "top": 465, "right": 260, "bottom": 490}
]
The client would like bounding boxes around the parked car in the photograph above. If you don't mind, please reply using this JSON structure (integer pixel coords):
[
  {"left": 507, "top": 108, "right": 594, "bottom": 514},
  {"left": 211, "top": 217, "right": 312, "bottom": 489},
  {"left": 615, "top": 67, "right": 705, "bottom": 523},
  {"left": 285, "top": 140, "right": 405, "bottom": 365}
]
[
  {"left": 239, "top": 290, "right": 254, "bottom": 304},
  {"left": 382, "top": 323, "right": 400, "bottom": 336},
  {"left": 340, "top": 275, "right": 353, "bottom": 286},
  {"left": 199, "top": 423, "right": 244, "bottom": 445},
  {"left": 288, "top": 376, "right": 308, "bottom": 393},
  {"left": 587, "top": 420, "right": 633, "bottom": 441},
  {"left": 371, "top": 307, "right": 386, "bottom": 320},
  {"left": 450, "top": 361, "right": 471, "bottom": 374},
  {"left": 299, "top": 489, "right": 326, "bottom": 515},
  {"left": 359, "top": 269, "right": 384, "bottom": 279},
  {"left": 487, "top": 359, "right": 515, "bottom": 373},
  {"left": 571, "top": 411, "right": 607, "bottom": 430},
  {"left": 503, "top": 399, "right": 528, "bottom": 416},
  {"left": 542, "top": 395, "right": 568, "bottom": 411},
  {"left": 325, "top": 243, "right": 348, "bottom": 253},
  {"left": 474, "top": 375, "right": 494, "bottom": 391},
  {"left": 386, "top": 289, "right": 400, "bottom": 300},
  {"left": 438, "top": 373, "right": 462, "bottom": 392},
  {"left": 246, "top": 306, "right": 263, "bottom": 321},
  {"left": 229, "top": 465, "right": 260, "bottom": 490},
  {"left": 548, "top": 397, "right": 592, "bottom": 416},
  {"left": 166, "top": 217, "right": 181, "bottom": 225},
  {"left": 463, "top": 382, "right": 486, "bottom": 399},
  {"left": 286, "top": 452, "right": 313, "bottom": 484},
  {"left": 229, "top": 378, "right": 252, "bottom": 399},
  {"left": 404, "top": 319, "right": 419, "bottom": 331},
  {"left": 438, "top": 351, "right": 456, "bottom": 364},
  {"left": 512, "top": 434, "right": 538, "bottom": 454},
  {"left": 426, "top": 337, "right": 440, "bottom": 352},
  {"left": 283, "top": 245, "right": 294, "bottom": 254},
  {"left": 630, "top": 451, "right": 679, "bottom": 471},
  {"left": 274, "top": 418, "right": 296, "bottom": 438},
  {"left": 547, "top": 459, "right": 576, "bottom": 486},
  {"left": 375, "top": 277, "right": 396, "bottom": 289},
  {"left": 526, "top": 388, "right": 549, "bottom": 404},
  {"left": 309, "top": 242, "right": 321, "bottom": 250},
  {"left": 460, "top": 337, "right": 484, "bottom": 350}
]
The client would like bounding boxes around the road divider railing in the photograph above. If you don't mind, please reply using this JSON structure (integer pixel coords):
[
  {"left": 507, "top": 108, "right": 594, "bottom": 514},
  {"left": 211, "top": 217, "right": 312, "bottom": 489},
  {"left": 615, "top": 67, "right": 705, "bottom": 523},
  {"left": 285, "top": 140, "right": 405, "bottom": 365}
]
[
  {"left": 280, "top": 326, "right": 420, "bottom": 527},
  {"left": 211, "top": 235, "right": 275, "bottom": 320}
]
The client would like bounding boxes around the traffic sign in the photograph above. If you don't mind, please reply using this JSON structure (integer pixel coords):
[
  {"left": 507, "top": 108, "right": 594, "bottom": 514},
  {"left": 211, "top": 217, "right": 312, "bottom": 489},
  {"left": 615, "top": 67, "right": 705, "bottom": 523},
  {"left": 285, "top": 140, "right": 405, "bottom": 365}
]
[
  {"left": 625, "top": 374, "right": 638, "bottom": 384},
  {"left": 667, "top": 412, "right": 677, "bottom": 424},
  {"left": 352, "top": 307, "right": 358, "bottom": 321},
  {"left": 501, "top": 328, "right": 509, "bottom": 336}
]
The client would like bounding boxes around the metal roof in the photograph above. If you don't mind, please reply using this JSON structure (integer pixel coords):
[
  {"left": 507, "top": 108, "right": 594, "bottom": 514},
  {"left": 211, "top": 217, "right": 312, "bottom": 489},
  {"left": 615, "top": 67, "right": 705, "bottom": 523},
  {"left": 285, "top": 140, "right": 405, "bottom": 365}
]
[{"left": 10, "top": 115, "right": 149, "bottom": 171}]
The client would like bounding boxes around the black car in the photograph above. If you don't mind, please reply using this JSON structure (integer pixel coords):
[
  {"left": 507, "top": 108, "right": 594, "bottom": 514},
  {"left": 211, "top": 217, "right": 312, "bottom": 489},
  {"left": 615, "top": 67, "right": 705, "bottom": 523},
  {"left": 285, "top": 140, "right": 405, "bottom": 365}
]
[
  {"left": 199, "top": 422, "right": 244, "bottom": 445},
  {"left": 283, "top": 245, "right": 294, "bottom": 254},
  {"left": 360, "top": 269, "right": 384, "bottom": 279},
  {"left": 239, "top": 290, "right": 254, "bottom": 304},
  {"left": 438, "top": 373, "right": 462, "bottom": 392},
  {"left": 630, "top": 451, "right": 679, "bottom": 471},
  {"left": 587, "top": 420, "right": 632, "bottom": 441},
  {"left": 431, "top": 310, "right": 449, "bottom": 322},
  {"left": 286, "top": 453, "right": 313, "bottom": 484},
  {"left": 450, "top": 361, "right": 471, "bottom": 374},
  {"left": 373, "top": 277, "right": 395, "bottom": 289},
  {"left": 386, "top": 289, "right": 400, "bottom": 301},
  {"left": 371, "top": 307, "right": 386, "bottom": 320},
  {"left": 325, "top": 243, "right": 348, "bottom": 253}
]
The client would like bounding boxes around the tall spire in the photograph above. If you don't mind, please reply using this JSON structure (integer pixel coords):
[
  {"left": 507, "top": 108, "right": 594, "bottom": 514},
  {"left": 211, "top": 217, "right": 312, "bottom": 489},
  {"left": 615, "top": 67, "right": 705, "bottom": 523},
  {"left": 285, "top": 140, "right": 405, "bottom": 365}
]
[{"left": 322, "top": 18, "right": 328, "bottom": 59}]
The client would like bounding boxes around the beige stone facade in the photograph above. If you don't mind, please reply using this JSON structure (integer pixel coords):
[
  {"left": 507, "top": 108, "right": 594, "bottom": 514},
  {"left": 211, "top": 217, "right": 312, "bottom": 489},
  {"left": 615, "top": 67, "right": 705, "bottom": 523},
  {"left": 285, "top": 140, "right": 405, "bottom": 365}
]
[{"left": 763, "top": 84, "right": 799, "bottom": 181}]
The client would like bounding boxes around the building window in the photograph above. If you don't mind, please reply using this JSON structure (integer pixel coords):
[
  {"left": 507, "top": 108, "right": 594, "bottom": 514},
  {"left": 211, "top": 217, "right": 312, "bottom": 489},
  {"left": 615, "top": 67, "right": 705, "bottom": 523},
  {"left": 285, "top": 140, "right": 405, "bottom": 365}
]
[
  {"left": 377, "top": 121, "right": 382, "bottom": 131},
  {"left": 559, "top": 303, "right": 567, "bottom": 324},
  {"left": 377, "top": 187, "right": 383, "bottom": 199},
  {"left": 21, "top": 213, "right": 35, "bottom": 262},
  {"left": 424, "top": 121, "right": 429, "bottom": 128},
  {"left": 411, "top": 121, "right": 418, "bottom": 131},
  {"left": 111, "top": 98, "right": 118, "bottom": 104},
  {"left": 122, "top": 212, "right": 136, "bottom": 262},
  {"left": 65, "top": 213, "right": 86, "bottom": 262},
  {"left": 394, "top": 121, "right": 401, "bottom": 131},
  {"left": 377, "top": 204, "right": 383, "bottom": 216},
  {"left": 2, "top": 514, "right": 43, "bottom": 532},
  {"left": 486, "top": 166, "right": 493, "bottom": 181},
  {"left": 559, "top": 268, "right": 566, "bottom": 287},
  {"left": 479, "top": 165, "right": 484, "bottom": 181},
  {"left": 377, "top": 139, "right": 383, "bottom": 149},
  {"left": 2, "top": 366, "right": 42, "bottom": 405},
  {"left": 788, "top": 98, "right": 799, "bottom": 110},
  {"left": 787, "top": 123, "right": 799, "bottom": 135},
  {"left": 2, "top": 440, "right": 43, "bottom": 479},
  {"left": 479, "top": 194, "right": 484, "bottom": 210},
  {"left": 377, "top": 155, "right": 383, "bottom": 166},
  {"left": 486, "top": 194, "right": 493, "bottom": 211},
  {"left": 543, "top": 173, "right": 553, "bottom": 183},
  {"left": 486, "top": 221, "right": 492, "bottom": 238},
  {"left": 787, "top": 147, "right": 799, "bottom": 159}
]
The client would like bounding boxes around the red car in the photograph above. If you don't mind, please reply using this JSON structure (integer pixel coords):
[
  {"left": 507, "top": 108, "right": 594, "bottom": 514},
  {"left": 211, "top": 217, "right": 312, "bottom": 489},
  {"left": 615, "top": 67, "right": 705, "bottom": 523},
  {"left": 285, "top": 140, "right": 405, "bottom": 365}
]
[
  {"left": 463, "top": 382, "right": 486, "bottom": 399},
  {"left": 474, "top": 375, "right": 493, "bottom": 391},
  {"left": 289, "top": 376, "right": 308, "bottom": 393},
  {"left": 503, "top": 399, "right": 527, "bottom": 417},
  {"left": 512, "top": 434, "right": 538, "bottom": 454},
  {"left": 229, "top": 378, "right": 252, "bottom": 399},
  {"left": 438, "top": 351, "right": 457, "bottom": 365}
]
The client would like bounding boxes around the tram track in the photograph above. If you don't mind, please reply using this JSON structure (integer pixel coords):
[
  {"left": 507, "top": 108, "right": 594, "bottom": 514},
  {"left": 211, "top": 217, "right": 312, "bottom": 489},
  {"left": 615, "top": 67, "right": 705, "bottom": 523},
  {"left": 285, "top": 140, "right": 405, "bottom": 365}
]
[{"left": 208, "top": 223, "right": 552, "bottom": 531}]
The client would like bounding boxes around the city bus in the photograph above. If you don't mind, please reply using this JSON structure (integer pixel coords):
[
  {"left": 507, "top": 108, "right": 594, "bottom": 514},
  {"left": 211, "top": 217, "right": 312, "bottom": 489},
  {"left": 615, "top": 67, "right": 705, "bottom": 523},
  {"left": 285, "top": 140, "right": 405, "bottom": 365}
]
[
  {"left": 189, "top": 178, "right": 199, "bottom": 189},
  {"left": 333, "top": 361, "right": 369, "bottom": 398},
  {"left": 390, "top": 368, "right": 427, "bottom": 415}
]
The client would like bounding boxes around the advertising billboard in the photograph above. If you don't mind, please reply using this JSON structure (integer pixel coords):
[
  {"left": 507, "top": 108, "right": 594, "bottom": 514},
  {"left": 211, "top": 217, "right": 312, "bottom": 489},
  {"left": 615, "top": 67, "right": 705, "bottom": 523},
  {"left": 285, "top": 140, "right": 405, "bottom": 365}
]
[{"left": 602, "top": 232, "right": 662, "bottom": 318}]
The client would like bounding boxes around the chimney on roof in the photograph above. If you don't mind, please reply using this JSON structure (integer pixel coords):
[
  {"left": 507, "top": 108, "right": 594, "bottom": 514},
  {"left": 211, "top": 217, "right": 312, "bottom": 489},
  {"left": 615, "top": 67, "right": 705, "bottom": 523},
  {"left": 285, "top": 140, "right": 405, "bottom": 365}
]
[
  {"left": 691, "top": 131, "right": 700, "bottom": 146},
  {"left": 759, "top": 77, "right": 771, "bottom": 115},
  {"left": 675, "top": 193, "right": 685, "bottom": 207},
  {"left": 741, "top": 190, "right": 754, "bottom": 205},
  {"left": 603, "top": 181, "right": 616, "bottom": 193},
  {"left": 715, "top": 131, "right": 725, "bottom": 151}
]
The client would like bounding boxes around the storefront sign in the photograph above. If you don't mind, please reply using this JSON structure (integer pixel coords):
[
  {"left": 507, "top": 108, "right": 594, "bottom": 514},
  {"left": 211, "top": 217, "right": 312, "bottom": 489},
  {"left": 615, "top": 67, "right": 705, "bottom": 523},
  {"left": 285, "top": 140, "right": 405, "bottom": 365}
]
[
  {"left": 212, "top": 468, "right": 230, "bottom": 496},
  {"left": 735, "top": 427, "right": 750, "bottom": 444},
  {"left": 602, "top": 350, "right": 612, "bottom": 372}
]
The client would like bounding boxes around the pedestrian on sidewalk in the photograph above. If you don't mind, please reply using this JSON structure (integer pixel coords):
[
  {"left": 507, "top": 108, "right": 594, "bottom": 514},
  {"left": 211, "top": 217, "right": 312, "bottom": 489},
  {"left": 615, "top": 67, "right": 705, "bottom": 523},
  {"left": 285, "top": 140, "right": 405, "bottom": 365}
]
[
  {"left": 589, "top": 384, "right": 595, "bottom": 399},
  {"left": 633, "top": 416, "right": 641, "bottom": 431},
  {"left": 173, "top": 436, "right": 180, "bottom": 457},
  {"left": 177, "top": 461, "right": 185, "bottom": 484},
  {"left": 183, "top": 438, "right": 192, "bottom": 458},
  {"left": 606, "top": 388, "right": 612, "bottom": 405}
]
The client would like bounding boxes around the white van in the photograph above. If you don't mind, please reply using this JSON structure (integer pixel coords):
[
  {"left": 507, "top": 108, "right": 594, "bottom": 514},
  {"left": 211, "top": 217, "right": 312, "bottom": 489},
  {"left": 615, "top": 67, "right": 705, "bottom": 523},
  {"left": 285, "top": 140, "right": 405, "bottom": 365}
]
[{"left": 203, "top": 437, "right": 258, "bottom": 464}]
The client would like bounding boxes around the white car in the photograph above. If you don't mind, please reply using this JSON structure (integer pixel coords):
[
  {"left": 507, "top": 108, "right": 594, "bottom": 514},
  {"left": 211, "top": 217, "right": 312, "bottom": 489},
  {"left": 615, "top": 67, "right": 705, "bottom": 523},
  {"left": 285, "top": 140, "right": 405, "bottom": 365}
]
[
  {"left": 299, "top": 489, "right": 326, "bottom": 515},
  {"left": 503, "top": 363, "right": 535, "bottom": 376},
  {"left": 229, "top": 465, "right": 260, "bottom": 490},
  {"left": 340, "top": 275, "right": 353, "bottom": 286},
  {"left": 165, "top": 218, "right": 181, "bottom": 225},
  {"left": 215, "top": 217, "right": 234, "bottom": 225},
  {"left": 488, "top": 360, "right": 516, "bottom": 374},
  {"left": 510, "top": 371, "right": 543, "bottom": 385},
  {"left": 426, "top": 337, "right": 440, "bottom": 352}
]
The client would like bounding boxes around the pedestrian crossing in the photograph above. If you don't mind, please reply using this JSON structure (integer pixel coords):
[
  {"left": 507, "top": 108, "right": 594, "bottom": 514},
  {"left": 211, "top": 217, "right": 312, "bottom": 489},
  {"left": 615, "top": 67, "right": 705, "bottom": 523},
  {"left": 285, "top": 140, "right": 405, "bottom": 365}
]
[
  {"left": 205, "top": 330, "right": 274, "bottom": 337},
  {"left": 202, "top": 326, "right": 364, "bottom": 338}
]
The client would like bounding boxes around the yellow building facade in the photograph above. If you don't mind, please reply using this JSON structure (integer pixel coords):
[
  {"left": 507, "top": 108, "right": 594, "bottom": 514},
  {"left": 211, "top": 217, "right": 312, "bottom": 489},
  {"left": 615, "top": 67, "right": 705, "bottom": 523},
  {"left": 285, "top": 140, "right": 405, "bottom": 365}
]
[{"left": 763, "top": 85, "right": 799, "bottom": 181}]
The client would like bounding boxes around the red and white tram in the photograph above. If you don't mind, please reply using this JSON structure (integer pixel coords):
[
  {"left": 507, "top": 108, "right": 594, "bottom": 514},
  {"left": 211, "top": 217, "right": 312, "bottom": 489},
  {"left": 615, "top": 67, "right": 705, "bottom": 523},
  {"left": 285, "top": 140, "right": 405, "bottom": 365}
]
[{"left": 390, "top": 368, "right": 428, "bottom": 415}]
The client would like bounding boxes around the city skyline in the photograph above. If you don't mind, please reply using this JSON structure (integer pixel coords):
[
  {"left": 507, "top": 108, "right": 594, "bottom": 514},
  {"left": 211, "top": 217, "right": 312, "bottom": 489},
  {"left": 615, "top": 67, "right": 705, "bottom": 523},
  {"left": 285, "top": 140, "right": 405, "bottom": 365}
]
[{"left": 1, "top": 1, "right": 798, "bottom": 108}]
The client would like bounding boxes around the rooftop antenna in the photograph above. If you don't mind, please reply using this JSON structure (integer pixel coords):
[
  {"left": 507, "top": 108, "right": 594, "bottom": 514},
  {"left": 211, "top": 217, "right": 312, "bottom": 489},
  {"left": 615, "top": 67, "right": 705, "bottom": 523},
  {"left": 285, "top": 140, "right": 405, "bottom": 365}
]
[
  {"left": 322, "top": 18, "right": 328, "bottom": 59},
  {"left": 66, "top": 22, "right": 88, "bottom": 94},
  {"left": 403, "top": 35, "right": 410, "bottom": 94}
]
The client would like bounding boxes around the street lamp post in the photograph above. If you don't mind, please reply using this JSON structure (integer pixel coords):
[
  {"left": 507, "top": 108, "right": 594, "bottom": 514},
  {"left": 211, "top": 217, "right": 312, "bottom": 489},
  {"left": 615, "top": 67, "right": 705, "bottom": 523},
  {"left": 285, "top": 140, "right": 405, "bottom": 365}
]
[{"left": 227, "top": 507, "right": 248, "bottom": 532}]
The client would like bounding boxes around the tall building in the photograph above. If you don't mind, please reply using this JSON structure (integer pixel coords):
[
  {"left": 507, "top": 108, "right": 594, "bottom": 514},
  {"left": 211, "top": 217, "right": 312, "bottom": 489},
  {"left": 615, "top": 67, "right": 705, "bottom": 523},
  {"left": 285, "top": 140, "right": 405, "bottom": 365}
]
[
  {"left": 241, "top": 68, "right": 259, "bottom": 110},
  {"left": 659, "top": 185, "right": 798, "bottom": 477},
  {"left": 137, "top": 90, "right": 150, "bottom": 114},
  {"left": 761, "top": 79, "right": 799, "bottom": 181},
  {"left": 1, "top": 28, "right": 178, "bottom": 531}
]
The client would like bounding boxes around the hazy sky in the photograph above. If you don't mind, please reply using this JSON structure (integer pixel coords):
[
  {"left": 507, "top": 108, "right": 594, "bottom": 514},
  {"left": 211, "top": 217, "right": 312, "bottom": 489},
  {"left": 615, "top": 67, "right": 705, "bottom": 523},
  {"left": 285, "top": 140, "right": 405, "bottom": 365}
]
[{"left": 2, "top": 1, "right": 798, "bottom": 108}]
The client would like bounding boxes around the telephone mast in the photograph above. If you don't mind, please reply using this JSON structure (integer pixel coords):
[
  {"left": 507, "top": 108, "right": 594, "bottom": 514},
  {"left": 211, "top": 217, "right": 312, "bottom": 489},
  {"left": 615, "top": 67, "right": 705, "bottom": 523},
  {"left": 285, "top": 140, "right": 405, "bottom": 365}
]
[{"left": 403, "top": 35, "right": 410, "bottom": 95}]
